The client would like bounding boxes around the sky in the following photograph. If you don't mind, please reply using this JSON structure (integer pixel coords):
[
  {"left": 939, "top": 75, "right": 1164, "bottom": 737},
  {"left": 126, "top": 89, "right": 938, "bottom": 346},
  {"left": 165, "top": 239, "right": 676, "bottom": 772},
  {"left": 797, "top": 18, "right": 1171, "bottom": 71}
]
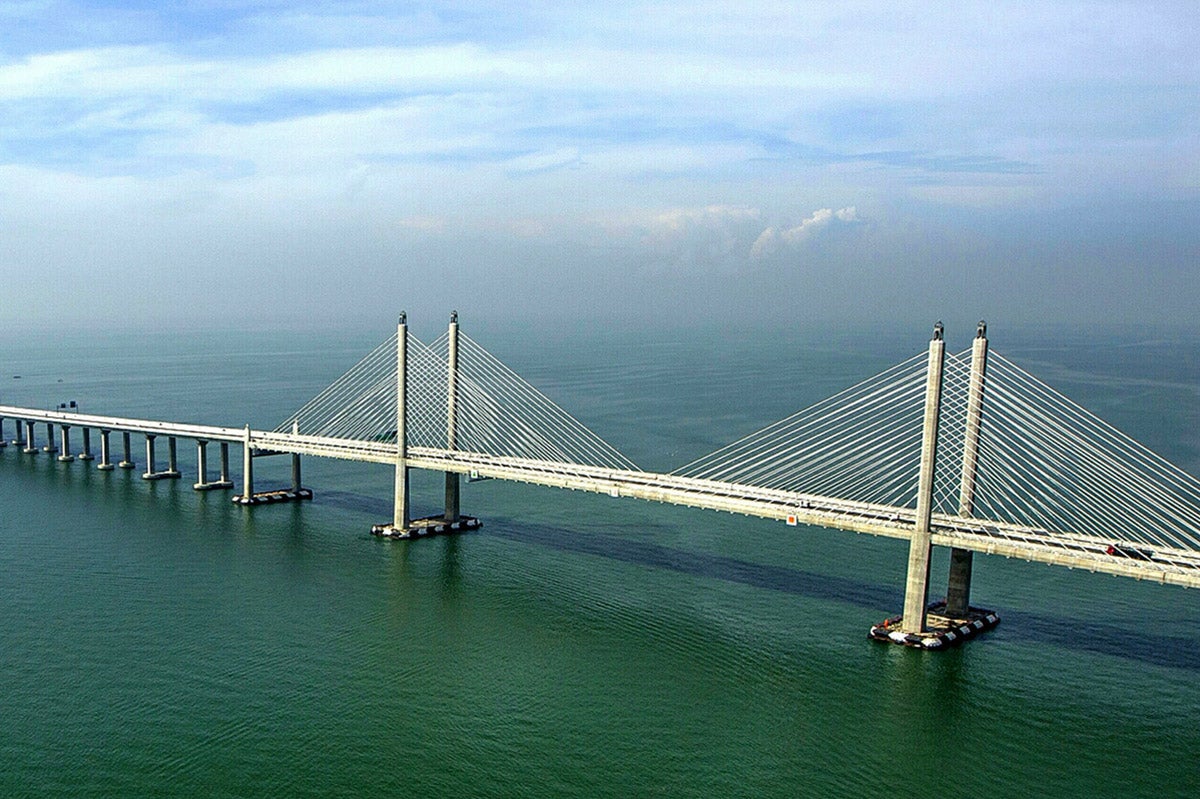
[{"left": 0, "top": 1, "right": 1197, "bottom": 335}]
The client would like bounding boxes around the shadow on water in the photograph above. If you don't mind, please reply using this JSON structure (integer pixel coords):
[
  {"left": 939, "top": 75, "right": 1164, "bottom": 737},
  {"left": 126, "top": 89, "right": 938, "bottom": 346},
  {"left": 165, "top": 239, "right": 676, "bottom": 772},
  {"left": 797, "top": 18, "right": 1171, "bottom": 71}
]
[
  {"left": 485, "top": 518, "right": 1200, "bottom": 672},
  {"left": 311, "top": 490, "right": 1200, "bottom": 670},
  {"left": 3, "top": 478, "right": 1171, "bottom": 673}
]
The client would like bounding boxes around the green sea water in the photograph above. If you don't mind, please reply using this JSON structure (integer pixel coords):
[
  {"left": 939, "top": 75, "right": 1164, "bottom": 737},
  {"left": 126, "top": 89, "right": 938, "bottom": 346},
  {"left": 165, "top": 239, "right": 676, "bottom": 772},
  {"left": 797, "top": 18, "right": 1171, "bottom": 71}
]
[{"left": 1, "top": 322, "right": 1198, "bottom": 798}]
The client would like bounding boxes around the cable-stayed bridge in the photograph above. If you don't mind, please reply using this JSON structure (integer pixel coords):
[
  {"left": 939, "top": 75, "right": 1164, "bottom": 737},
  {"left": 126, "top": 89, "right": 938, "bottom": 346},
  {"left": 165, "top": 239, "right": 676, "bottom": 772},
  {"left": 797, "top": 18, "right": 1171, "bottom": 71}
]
[{"left": 3, "top": 315, "right": 1200, "bottom": 647}]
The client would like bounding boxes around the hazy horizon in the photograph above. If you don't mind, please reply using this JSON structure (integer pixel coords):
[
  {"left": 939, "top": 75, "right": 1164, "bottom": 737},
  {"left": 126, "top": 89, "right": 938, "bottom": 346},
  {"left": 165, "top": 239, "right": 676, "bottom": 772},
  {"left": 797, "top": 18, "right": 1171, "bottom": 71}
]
[{"left": 1, "top": 3, "right": 1196, "bottom": 331}]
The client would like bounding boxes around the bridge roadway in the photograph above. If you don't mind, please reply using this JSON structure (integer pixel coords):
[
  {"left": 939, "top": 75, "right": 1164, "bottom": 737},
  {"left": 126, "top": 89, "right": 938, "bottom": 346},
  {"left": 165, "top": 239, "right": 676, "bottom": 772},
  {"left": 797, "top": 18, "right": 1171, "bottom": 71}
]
[{"left": 5, "top": 404, "right": 1200, "bottom": 589}]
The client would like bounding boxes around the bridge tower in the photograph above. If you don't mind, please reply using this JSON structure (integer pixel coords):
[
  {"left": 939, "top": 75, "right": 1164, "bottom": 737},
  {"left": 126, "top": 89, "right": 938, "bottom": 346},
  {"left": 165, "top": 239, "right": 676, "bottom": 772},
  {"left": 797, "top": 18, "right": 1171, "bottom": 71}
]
[
  {"left": 900, "top": 322, "right": 945, "bottom": 634},
  {"left": 947, "top": 321, "right": 989, "bottom": 617},
  {"left": 393, "top": 311, "right": 411, "bottom": 531},
  {"left": 371, "top": 311, "right": 481, "bottom": 538},
  {"left": 445, "top": 310, "right": 461, "bottom": 523}
]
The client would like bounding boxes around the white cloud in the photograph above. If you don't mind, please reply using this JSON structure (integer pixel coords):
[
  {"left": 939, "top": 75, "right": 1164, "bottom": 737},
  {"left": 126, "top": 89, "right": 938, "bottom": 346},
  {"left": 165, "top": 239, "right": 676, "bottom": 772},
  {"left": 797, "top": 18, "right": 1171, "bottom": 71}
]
[{"left": 750, "top": 207, "right": 859, "bottom": 259}]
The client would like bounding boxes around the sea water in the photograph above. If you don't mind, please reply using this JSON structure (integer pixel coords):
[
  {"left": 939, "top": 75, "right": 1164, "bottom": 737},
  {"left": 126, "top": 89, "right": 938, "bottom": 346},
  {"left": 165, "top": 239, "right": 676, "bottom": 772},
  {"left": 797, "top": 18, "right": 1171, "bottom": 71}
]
[{"left": 1, "top": 321, "right": 1198, "bottom": 798}]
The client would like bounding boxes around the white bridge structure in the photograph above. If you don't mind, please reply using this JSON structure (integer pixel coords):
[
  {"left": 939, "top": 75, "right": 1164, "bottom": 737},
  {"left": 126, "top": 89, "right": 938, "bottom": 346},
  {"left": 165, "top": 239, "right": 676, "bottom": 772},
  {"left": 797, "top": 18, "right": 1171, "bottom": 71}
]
[{"left": 4, "top": 314, "right": 1200, "bottom": 645}]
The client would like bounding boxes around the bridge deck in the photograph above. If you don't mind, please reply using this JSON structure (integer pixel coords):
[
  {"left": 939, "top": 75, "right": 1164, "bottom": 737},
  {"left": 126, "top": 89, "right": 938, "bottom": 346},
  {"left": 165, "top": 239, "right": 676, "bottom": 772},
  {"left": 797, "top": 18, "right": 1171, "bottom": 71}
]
[{"left": 4, "top": 403, "right": 1199, "bottom": 589}]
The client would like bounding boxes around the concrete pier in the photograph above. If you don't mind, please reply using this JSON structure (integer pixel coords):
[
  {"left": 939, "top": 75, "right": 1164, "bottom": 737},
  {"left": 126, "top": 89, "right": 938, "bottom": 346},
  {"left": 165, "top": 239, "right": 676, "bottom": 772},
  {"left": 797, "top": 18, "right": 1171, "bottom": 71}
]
[
  {"left": 142, "top": 434, "right": 181, "bottom": 480},
  {"left": 42, "top": 422, "right": 57, "bottom": 454},
  {"left": 0, "top": 418, "right": 6, "bottom": 448},
  {"left": 118, "top": 431, "right": 135, "bottom": 469},
  {"left": 57, "top": 425, "right": 74, "bottom": 462},
  {"left": 97, "top": 429, "right": 115, "bottom": 470},
  {"left": 232, "top": 427, "right": 312, "bottom": 505},
  {"left": 79, "top": 427, "right": 94, "bottom": 461},
  {"left": 23, "top": 421, "right": 37, "bottom": 454},
  {"left": 193, "top": 439, "right": 232, "bottom": 489},
  {"left": 11, "top": 418, "right": 26, "bottom": 447},
  {"left": 194, "top": 440, "right": 234, "bottom": 490}
]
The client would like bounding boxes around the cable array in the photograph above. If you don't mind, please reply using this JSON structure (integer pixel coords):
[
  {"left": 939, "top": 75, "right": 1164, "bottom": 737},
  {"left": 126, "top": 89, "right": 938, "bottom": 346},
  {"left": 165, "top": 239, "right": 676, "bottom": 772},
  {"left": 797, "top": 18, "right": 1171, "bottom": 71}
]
[
  {"left": 275, "top": 330, "right": 638, "bottom": 471},
  {"left": 450, "top": 334, "right": 639, "bottom": 471},
  {"left": 930, "top": 350, "right": 972, "bottom": 515},
  {"left": 275, "top": 327, "right": 1200, "bottom": 556},
  {"left": 274, "top": 332, "right": 400, "bottom": 442},
  {"left": 969, "top": 353, "right": 1200, "bottom": 552},
  {"left": 672, "top": 352, "right": 930, "bottom": 506}
]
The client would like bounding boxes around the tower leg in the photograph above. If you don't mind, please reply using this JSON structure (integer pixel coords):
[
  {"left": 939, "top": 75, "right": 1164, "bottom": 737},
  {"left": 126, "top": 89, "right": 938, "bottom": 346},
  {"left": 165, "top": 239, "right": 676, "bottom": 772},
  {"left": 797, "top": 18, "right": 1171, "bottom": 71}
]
[
  {"left": 445, "top": 472, "right": 460, "bottom": 523},
  {"left": 235, "top": 436, "right": 254, "bottom": 504},
  {"left": 902, "top": 537, "right": 933, "bottom": 633},
  {"left": 393, "top": 462, "right": 409, "bottom": 530},
  {"left": 945, "top": 549, "right": 974, "bottom": 618}
]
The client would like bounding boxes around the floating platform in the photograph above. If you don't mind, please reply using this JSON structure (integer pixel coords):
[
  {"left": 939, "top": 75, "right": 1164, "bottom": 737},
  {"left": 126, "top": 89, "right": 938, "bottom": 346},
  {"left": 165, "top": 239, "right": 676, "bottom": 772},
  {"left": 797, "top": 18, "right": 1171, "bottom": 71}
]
[
  {"left": 869, "top": 601, "right": 1000, "bottom": 650},
  {"left": 371, "top": 515, "right": 481, "bottom": 539},
  {"left": 232, "top": 487, "right": 314, "bottom": 506}
]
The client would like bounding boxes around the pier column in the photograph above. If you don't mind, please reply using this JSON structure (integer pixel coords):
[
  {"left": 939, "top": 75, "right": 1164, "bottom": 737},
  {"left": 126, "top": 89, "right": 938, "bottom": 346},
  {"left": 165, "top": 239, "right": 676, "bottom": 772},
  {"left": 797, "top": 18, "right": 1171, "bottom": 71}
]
[
  {"left": 241, "top": 426, "right": 254, "bottom": 501},
  {"left": 143, "top": 435, "right": 157, "bottom": 478},
  {"left": 23, "top": 421, "right": 37, "bottom": 454},
  {"left": 12, "top": 418, "right": 26, "bottom": 447},
  {"left": 946, "top": 322, "right": 990, "bottom": 618},
  {"left": 97, "top": 430, "right": 114, "bottom": 470},
  {"left": 195, "top": 439, "right": 233, "bottom": 490},
  {"left": 118, "top": 431, "right": 135, "bottom": 469},
  {"left": 196, "top": 440, "right": 209, "bottom": 487},
  {"left": 79, "top": 428, "right": 94, "bottom": 461},
  {"left": 58, "top": 426, "right": 74, "bottom": 462},
  {"left": 165, "top": 437, "right": 180, "bottom": 477},
  {"left": 901, "top": 323, "right": 946, "bottom": 634},
  {"left": 445, "top": 310, "right": 461, "bottom": 522},
  {"left": 393, "top": 313, "right": 410, "bottom": 530},
  {"left": 0, "top": 417, "right": 6, "bottom": 448},
  {"left": 42, "top": 422, "right": 57, "bottom": 453}
]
